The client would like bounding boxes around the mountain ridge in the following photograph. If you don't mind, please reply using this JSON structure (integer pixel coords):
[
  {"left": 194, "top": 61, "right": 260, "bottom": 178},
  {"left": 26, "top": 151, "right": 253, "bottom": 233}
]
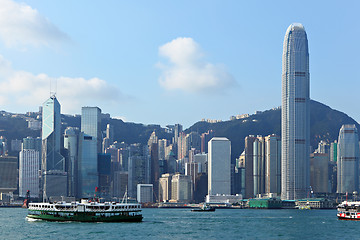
[{"left": 1, "top": 100, "right": 359, "bottom": 160}]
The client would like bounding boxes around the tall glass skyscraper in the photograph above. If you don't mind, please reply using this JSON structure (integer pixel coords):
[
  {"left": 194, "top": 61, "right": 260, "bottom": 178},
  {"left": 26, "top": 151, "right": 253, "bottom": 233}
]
[
  {"left": 77, "top": 132, "right": 98, "bottom": 198},
  {"left": 77, "top": 107, "right": 101, "bottom": 198},
  {"left": 42, "top": 95, "right": 66, "bottom": 199},
  {"left": 281, "top": 23, "right": 310, "bottom": 200},
  {"left": 337, "top": 124, "right": 359, "bottom": 194},
  {"left": 81, "top": 107, "right": 102, "bottom": 153}
]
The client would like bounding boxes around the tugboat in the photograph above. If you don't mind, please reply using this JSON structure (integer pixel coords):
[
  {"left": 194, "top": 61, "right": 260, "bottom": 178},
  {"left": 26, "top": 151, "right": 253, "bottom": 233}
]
[
  {"left": 27, "top": 199, "right": 143, "bottom": 222},
  {"left": 337, "top": 201, "right": 360, "bottom": 220},
  {"left": 191, "top": 203, "right": 215, "bottom": 212}
]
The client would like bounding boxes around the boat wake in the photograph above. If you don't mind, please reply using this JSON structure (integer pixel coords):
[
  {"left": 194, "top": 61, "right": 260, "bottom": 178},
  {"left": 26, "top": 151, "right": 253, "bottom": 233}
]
[{"left": 26, "top": 217, "right": 41, "bottom": 222}]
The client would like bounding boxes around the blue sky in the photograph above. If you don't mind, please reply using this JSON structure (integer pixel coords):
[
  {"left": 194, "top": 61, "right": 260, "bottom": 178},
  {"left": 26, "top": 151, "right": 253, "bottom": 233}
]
[{"left": 0, "top": 0, "right": 359, "bottom": 128}]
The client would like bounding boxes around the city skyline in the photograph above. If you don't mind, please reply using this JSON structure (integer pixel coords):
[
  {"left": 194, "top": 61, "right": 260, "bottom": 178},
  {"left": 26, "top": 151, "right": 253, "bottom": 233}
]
[
  {"left": 1, "top": 88, "right": 359, "bottom": 204},
  {"left": 0, "top": 0, "right": 358, "bottom": 128}
]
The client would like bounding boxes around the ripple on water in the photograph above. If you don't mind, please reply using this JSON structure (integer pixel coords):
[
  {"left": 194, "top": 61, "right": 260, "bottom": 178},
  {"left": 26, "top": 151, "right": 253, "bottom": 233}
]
[{"left": 0, "top": 208, "right": 348, "bottom": 240}]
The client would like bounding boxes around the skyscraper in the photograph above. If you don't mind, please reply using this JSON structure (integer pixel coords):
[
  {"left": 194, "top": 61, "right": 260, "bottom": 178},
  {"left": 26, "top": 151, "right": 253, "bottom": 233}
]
[
  {"left": 63, "top": 127, "right": 78, "bottom": 197},
  {"left": 208, "top": 137, "right": 231, "bottom": 195},
  {"left": 244, "top": 135, "right": 257, "bottom": 198},
  {"left": 171, "top": 173, "right": 192, "bottom": 202},
  {"left": 281, "top": 23, "right": 310, "bottom": 200},
  {"left": 159, "top": 173, "right": 173, "bottom": 202},
  {"left": 201, "top": 130, "right": 214, "bottom": 153},
  {"left": 77, "top": 132, "right": 98, "bottom": 198},
  {"left": 158, "top": 139, "right": 167, "bottom": 160},
  {"left": 41, "top": 95, "right": 66, "bottom": 199},
  {"left": 127, "top": 143, "right": 150, "bottom": 198},
  {"left": 106, "top": 124, "right": 114, "bottom": 144},
  {"left": 77, "top": 107, "right": 101, "bottom": 198},
  {"left": 337, "top": 124, "right": 359, "bottom": 194},
  {"left": 310, "top": 153, "right": 329, "bottom": 193},
  {"left": 185, "top": 132, "right": 201, "bottom": 157},
  {"left": 174, "top": 124, "right": 183, "bottom": 144},
  {"left": 253, "top": 136, "right": 265, "bottom": 196},
  {"left": 265, "top": 135, "right": 281, "bottom": 195},
  {"left": 81, "top": 107, "right": 102, "bottom": 153},
  {"left": 19, "top": 149, "right": 40, "bottom": 198},
  {"left": 20, "top": 137, "right": 42, "bottom": 198},
  {"left": 23, "top": 137, "right": 42, "bottom": 153}
]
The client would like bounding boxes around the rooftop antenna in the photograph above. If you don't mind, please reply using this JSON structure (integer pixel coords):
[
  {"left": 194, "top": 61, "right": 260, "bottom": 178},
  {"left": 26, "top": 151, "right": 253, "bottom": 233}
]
[{"left": 50, "top": 78, "right": 57, "bottom": 98}]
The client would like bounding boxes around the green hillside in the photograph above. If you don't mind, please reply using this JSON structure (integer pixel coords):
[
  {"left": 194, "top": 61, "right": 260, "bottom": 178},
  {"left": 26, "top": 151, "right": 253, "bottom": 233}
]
[
  {"left": 186, "top": 100, "right": 360, "bottom": 160},
  {"left": 1, "top": 100, "right": 358, "bottom": 161}
]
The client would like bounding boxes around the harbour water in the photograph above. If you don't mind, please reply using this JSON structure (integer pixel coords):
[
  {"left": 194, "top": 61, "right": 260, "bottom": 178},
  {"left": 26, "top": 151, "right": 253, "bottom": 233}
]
[{"left": 1, "top": 208, "right": 358, "bottom": 239}]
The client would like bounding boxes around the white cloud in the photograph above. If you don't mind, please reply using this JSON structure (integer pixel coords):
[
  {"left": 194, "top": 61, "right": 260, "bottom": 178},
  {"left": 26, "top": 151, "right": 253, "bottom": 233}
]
[
  {"left": 0, "top": 0, "right": 69, "bottom": 48},
  {"left": 0, "top": 54, "right": 124, "bottom": 114},
  {"left": 157, "top": 37, "right": 236, "bottom": 93}
]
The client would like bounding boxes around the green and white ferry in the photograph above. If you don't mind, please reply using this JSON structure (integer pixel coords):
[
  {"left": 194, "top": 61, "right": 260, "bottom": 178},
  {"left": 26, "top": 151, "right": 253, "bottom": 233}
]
[{"left": 27, "top": 199, "right": 143, "bottom": 222}]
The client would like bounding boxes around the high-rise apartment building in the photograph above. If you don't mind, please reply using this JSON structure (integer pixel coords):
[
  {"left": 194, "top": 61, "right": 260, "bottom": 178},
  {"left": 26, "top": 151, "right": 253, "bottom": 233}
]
[
  {"left": 41, "top": 95, "right": 66, "bottom": 199},
  {"left": 253, "top": 136, "right": 265, "bottom": 196},
  {"left": 329, "top": 140, "right": 338, "bottom": 193},
  {"left": 234, "top": 151, "right": 245, "bottom": 196},
  {"left": 244, "top": 135, "right": 257, "bottom": 198},
  {"left": 102, "top": 137, "right": 110, "bottom": 153},
  {"left": 337, "top": 124, "right": 359, "bottom": 194},
  {"left": 148, "top": 131, "right": 159, "bottom": 199},
  {"left": 177, "top": 132, "right": 186, "bottom": 160},
  {"left": 244, "top": 135, "right": 281, "bottom": 198},
  {"left": 201, "top": 130, "right": 214, "bottom": 153},
  {"left": 330, "top": 141, "right": 337, "bottom": 162},
  {"left": 174, "top": 124, "right": 183, "bottom": 144},
  {"left": 316, "top": 140, "right": 330, "bottom": 154},
  {"left": 158, "top": 139, "right": 167, "bottom": 160},
  {"left": 265, "top": 135, "right": 281, "bottom": 195},
  {"left": 208, "top": 137, "right": 231, "bottom": 195},
  {"left": 281, "top": 23, "right": 310, "bottom": 200},
  {"left": 185, "top": 132, "right": 201, "bottom": 157}
]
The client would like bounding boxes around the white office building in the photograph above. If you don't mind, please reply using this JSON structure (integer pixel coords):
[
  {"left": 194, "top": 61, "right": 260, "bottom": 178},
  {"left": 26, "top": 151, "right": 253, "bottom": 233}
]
[
  {"left": 208, "top": 137, "right": 231, "bottom": 195},
  {"left": 171, "top": 174, "right": 192, "bottom": 202},
  {"left": 19, "top": 149, "right": 40, "bottom": 198},
  {"left": 137, "top": 184, "right": 153, "bottom": 203}
]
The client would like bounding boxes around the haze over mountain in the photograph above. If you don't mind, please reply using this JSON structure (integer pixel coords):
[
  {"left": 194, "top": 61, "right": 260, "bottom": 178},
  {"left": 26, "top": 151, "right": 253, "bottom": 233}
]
[{"left": 1, "top": 100, "right": 359, "bottom": 160}]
